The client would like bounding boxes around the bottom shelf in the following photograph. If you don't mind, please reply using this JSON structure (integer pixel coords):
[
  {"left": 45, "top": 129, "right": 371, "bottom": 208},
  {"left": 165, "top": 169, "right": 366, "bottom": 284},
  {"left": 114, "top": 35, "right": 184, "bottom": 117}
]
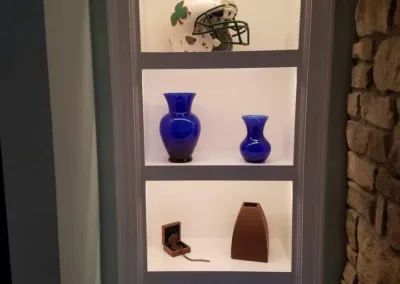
[
  {"left": 147, "top": 237, "right": 291, "bottom": 272},
  {"left": 146, "top": 180, "right": 293, "bottom": 273},
  {"left": 146, "top": 270, "right": 293, "bottom": 284}
]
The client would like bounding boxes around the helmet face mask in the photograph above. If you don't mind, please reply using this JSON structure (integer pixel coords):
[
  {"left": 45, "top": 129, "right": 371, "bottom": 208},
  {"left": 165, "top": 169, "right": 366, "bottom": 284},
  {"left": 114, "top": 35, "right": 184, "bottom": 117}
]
[
  {"left": 193, "top": 4, "right": 250, "bottom": 46},
  {"left": 168, "top": 0, "right": 250, "bottom": 52}
]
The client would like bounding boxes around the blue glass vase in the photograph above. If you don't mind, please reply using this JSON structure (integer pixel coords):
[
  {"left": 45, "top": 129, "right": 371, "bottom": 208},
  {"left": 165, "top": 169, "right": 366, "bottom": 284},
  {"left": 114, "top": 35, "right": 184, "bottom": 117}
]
[
  {"left": 159, "top": 92, "right": 201, "bottom": 163},
  {"left": 240, "top": 115, "right": 271, "bottom": 163}
]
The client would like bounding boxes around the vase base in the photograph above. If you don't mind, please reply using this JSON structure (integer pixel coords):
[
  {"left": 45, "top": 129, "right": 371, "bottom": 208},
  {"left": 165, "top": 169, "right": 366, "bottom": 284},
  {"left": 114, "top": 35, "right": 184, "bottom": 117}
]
[
  {"left": 244, "top": 159, "right": 267, "bottom": 164},
  {"left": 168, "top": 157, "right": 193, "bottom": 163}
]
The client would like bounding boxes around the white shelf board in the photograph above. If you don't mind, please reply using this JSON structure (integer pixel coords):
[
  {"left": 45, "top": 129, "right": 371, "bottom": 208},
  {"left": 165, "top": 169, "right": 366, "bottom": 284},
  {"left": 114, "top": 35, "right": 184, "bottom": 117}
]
[
  {"left": 146, "top": 155, "right": 293, "bottom": 166},
  {"left": 139, "top": 51, "right": 301, "bottom": 69},
  {"left": 142, "top": 68, "right": 297, "bottom": 166},
  {"left": 139, "top": 0, "right": 301, "bottom": 52},
  {"left": 147, "top": 237, "right": 291, "bottom": 272}
]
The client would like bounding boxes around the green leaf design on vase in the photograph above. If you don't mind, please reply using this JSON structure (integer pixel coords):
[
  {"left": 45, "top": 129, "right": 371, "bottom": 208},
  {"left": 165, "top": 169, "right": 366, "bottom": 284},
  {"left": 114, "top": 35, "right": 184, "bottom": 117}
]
[{"left": 171, "top": 1, "right": 188, "bottom": 26}]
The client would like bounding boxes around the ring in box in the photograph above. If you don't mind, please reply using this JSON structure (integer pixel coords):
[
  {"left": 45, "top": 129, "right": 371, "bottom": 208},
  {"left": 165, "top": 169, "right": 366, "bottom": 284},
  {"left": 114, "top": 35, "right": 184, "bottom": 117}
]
[{"left": 162, "top": 221, "right": 191, "bottom": 257}]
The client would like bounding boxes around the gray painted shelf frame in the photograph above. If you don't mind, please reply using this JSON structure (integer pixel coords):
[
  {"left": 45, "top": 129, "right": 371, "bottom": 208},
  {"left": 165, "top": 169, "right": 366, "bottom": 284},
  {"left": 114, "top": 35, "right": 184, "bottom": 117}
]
[{"left": 90, "top": 0, "right": 353, "bottom": 283}]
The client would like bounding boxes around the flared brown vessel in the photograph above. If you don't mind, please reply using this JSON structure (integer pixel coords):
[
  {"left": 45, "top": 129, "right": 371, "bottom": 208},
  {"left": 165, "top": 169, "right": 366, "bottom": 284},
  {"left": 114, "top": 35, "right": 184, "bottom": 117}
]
[{"left": 231, "top": 202, "right": 269, "bottom": 262}]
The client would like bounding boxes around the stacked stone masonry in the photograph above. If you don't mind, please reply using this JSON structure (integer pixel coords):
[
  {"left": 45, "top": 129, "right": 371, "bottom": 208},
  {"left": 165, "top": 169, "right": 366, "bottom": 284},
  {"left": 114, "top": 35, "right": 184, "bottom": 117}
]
[{"left": 342, "top": 0, "right": 400, "bottom": 283}]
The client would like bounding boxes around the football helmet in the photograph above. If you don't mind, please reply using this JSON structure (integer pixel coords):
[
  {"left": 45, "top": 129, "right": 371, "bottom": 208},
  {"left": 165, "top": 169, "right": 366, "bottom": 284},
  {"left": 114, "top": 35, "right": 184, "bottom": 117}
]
[{"left": 168, "top": 0, "right": 250, "bottom": 52}]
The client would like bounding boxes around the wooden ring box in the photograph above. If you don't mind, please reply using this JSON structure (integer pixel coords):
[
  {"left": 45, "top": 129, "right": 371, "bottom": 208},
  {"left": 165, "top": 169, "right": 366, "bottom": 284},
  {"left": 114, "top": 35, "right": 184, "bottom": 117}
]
[{"left": 162, "top": 221, "right": 191, "bottom": 257}]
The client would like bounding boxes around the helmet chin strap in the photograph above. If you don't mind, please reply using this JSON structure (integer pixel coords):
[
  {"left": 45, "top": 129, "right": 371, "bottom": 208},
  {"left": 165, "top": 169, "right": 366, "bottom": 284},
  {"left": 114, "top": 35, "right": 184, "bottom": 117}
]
[
  {"left": 212, "top": 38, "right": 222, "bottom": 47},
  {"left": 211, "top": 30, "right": 233, "bottom": 51}
]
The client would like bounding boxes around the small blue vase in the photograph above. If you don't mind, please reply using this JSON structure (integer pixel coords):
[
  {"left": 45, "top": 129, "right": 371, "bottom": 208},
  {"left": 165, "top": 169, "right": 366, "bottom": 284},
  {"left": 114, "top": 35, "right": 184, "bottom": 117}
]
[
  {"left": 160, "top": 92, "right": 201, "bottom": 163},
  {"left": 240, "top": 115, "right": 271, "bottom": 163}
]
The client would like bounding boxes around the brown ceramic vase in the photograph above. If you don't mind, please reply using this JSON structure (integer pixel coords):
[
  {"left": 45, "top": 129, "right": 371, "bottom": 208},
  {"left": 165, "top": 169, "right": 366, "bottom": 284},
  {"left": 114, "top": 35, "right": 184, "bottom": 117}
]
[{"left": 231, "top": 202, "right": 269, "bottom": 263}]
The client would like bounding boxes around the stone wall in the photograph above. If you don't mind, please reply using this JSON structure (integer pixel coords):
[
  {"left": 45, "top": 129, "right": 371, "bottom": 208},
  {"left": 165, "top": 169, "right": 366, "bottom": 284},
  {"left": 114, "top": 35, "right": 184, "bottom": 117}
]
[{"left": 342, "top": 0, "right": 400, "bottom": 283}]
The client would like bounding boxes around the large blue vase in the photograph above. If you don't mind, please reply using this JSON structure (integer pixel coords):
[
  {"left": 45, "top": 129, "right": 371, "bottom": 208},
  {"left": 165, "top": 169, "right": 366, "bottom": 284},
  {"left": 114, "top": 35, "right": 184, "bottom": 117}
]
[
  {"left": 159, "top": 92, "right": 201, "bottom": 163},
  {"left": 240, "top": 115, "right": 271, "bottom": 163}
]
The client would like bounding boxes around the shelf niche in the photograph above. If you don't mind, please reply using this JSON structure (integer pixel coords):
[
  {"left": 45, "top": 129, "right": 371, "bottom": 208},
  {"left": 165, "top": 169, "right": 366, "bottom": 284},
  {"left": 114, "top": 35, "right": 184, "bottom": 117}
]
[
  {"left": 139, "top": 0, "right": 301, "bottom": 52},
  {"left": 146, "top": 180, "right": 293, "bottom": 272},
  {"left": 142, "top": 67, "right": 297, "bottom": 166}
]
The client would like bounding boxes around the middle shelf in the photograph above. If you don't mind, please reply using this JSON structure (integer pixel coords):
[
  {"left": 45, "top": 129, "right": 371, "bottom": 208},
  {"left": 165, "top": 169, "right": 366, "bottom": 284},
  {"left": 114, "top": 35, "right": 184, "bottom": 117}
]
[{"left": 141, "top": 67, "right": 298, "bottom": 167}]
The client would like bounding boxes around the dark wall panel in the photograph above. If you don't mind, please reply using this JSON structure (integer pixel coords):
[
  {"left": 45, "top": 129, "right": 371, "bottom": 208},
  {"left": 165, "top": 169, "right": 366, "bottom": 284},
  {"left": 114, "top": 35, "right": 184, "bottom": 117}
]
[
  {"left": 0, "top": 1, "right": 61, "bottom": 283},
  {"left": 0, "top": 144, "right": 11, "bottom": 284}
]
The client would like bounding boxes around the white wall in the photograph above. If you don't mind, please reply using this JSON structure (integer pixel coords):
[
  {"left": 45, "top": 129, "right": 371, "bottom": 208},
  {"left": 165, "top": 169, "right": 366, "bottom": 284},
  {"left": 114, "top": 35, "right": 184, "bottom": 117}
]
[
  {"left": 146, "top": 180, "right": 292, "bottom": 243},
  {"left": 43, "top": 1, "right": 101, "bottom": 284}
]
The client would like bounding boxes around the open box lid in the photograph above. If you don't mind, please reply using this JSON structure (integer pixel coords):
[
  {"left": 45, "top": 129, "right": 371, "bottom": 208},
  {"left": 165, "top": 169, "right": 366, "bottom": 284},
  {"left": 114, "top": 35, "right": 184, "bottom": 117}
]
[{"left": 162, "top": 221, "right": 181, "bottom": 246}]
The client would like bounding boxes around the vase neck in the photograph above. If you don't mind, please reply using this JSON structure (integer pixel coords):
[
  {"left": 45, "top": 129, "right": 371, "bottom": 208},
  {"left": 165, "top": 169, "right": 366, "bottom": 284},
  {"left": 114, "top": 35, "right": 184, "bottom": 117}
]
[
  {"left": 243, "top": 116, "right": 268, "bottom": 140},
  {"left": 164, "top": 93, "right": 195, "bottom": 115}
]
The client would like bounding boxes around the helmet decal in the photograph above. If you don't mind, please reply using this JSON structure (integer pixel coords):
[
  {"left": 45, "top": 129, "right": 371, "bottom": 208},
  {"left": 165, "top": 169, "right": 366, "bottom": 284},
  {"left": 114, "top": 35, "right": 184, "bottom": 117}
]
[
  {"left": 170, "top": 1, "right": 189, "bottom": 26},
  {"left": 168, "top": 0, "right": 249, "bottom": 52}
]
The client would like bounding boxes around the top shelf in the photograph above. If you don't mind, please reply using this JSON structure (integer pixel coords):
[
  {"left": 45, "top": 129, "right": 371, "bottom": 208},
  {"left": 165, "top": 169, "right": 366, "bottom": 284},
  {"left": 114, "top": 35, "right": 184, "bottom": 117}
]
[
  {"left": 139, "top": 50, "right": 301, "bottom": 69},
  {"left": 138, "top": 0, "right": 302, "bottom": 53}
]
